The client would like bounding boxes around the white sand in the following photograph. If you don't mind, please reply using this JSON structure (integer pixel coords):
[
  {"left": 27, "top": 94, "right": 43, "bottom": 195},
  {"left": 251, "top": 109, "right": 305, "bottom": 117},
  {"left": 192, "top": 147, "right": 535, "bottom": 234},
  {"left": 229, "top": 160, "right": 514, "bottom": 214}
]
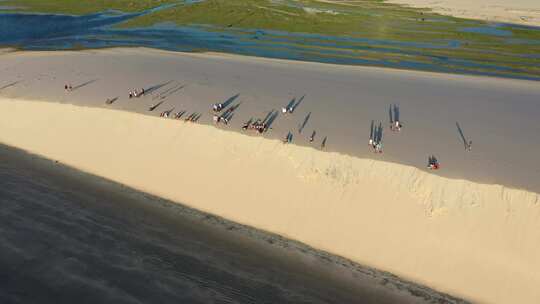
[
  {"left": 1, "top": 48, "right": 540, "bottom": 303},
  {"left": 385, "top": 0, "right": 540, "bottom": 26}
]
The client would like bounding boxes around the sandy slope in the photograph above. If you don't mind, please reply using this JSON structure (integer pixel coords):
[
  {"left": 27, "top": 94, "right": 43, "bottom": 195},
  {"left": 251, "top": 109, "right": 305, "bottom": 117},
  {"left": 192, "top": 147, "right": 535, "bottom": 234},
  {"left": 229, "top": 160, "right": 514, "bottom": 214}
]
[
  {"left": 1, "top": 48, "right": 540, "bottom": 303},
  {"left": 0, "top": 98, "right": 539, "bottom": 304},
  {"left": 1, "top": 48, "right": 540, "bottom": 193},
  {"left": 385, "top": 0, "right": 540, "bottom": 26}
]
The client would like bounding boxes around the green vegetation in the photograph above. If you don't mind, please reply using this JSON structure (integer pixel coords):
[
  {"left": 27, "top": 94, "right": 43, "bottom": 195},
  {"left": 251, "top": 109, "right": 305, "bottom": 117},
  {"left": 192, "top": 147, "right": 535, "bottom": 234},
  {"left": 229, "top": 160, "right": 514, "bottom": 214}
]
[
  {"left": 4, "top": 0, "right": 540, "bottom": 78},
  {"left": 122, "top": 0, "right": 434, "bottom": 37},
  {"left": 123, "top": 1, "right": 540, "bottom": 64},
  {"left": 3, "top": 0, "right": 176, "bottom": 15}
]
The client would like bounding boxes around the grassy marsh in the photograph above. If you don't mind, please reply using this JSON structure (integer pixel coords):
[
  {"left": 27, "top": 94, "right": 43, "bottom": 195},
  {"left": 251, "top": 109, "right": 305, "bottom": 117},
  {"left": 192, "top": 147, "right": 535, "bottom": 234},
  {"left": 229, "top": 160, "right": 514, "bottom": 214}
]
[{"left": 3, "top": 0, "right": 540, "bottom": 78}]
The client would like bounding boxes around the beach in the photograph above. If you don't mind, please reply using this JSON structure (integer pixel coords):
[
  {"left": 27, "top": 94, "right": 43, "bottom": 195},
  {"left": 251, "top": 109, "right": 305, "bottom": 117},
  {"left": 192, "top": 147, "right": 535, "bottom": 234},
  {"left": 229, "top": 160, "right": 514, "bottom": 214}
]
[
  {"left": 386, "top": 0, "right": 540, "bottom": 26},
  {"left": 1, "top": 48, "right": 540, "bottom": 303}
]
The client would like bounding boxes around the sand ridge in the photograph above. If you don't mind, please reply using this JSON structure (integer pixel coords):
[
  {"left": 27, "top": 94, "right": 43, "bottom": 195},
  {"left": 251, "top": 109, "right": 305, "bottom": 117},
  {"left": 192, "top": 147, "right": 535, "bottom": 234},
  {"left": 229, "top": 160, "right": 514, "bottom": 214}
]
[
  {"left": 0, "top": 98, "right": 539, "bottom": 303},
  {"left": 1, "top": 48, "right": 540, "bottom": 193}
]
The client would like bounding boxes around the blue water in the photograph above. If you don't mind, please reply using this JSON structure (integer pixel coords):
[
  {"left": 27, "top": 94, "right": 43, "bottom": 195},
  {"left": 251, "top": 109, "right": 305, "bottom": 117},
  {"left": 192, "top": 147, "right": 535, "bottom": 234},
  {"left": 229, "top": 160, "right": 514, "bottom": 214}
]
[
  {"left": 0, "top": 7, "right": 539, "bottom": 80},
  {"left": 461, "top": 26, "right": 512, "bottom": 37}
]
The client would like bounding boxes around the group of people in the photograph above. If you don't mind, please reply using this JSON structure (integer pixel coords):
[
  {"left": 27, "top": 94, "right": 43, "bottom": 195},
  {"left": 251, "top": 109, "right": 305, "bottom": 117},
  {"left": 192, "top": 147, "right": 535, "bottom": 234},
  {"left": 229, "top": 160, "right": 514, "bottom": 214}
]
[
  {"left": 390, "top": 120, "right": 402, "bottom": 132},
  {"left": 213, "top": 103, "right": 239, "bottom": 125},
  {"left": 159, "top": 108, "right": 173, "bottom": 118},
  {"left": 128, "top": 88, "right": 145, "bottom": 99},
  {"left": 281, "top": 96, "right": 303, "bottom": 114},
  {"left": 240, "top": 110, "right": 277, "bottom": 134},
  {"left": 99, "top": 83, "right": 461, "bottom": 171},
  {"left": 60, "top": 77, "right": 472, "bottom": 173},
  {"left": 213, "top": 96, "right": 329, "bottom": 148},
  {"left": 242, "top": 118, "right": 269, "bottom": 134},
  {"left": 281, "top": 106, "right": 293, "bottom": 114},
  {"left": 369, "top": 138, "right": 383, "bottom": 153},
  {"left": 212, "top": 102, "right": 224, "bottom": 112},
  {"left": 159, "top": 108, "right": 200, "bottom": 122},
  {"left": 465, "top": 140, "right": 472, "bottom": 152},
  {"left": 213, "top": 113, "right": 233, "bottom": 125},
  {"left": 98, "top": 82, "right": 460, "bottom": 170},
  {"left": 427, "top": 155, "right": 440, "bottom": 170},
  {"left": 282, "top": 130, "right": 325, "bottom": 148},
  {"left": 369, "top": 122, "right": 384, "bottom": 154},
  {"left": 184, "top": 112, "right": 202, "bottom": 123},
  {"left": 173, "top": 110, "right": 186, "bottom": 119}
]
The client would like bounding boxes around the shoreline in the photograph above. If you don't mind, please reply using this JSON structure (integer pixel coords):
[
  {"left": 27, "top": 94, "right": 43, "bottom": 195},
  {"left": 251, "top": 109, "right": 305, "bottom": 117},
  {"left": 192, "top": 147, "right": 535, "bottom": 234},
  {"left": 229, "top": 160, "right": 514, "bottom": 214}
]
[
  {"left": 6, "top": 46, "right": 540, "bottom": 83},
  {"left": 1, "top": 98, "right": 539, "bottom": 303}
]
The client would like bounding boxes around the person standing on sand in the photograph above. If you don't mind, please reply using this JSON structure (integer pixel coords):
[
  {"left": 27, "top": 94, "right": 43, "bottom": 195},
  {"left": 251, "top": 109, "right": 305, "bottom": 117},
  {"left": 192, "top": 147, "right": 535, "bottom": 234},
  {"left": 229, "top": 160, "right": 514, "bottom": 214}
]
[
  {"left": 394, "top": 120, "right": 402, "bottom": 132},
  {"left": 428, "top": 156, "right": 440, "bottom": 170},
  {"left": 283, "top": 132, "right": 292, "bottom": 144},
  {"left": 375, "top": 142, "right": 383, "bottom": 153}
]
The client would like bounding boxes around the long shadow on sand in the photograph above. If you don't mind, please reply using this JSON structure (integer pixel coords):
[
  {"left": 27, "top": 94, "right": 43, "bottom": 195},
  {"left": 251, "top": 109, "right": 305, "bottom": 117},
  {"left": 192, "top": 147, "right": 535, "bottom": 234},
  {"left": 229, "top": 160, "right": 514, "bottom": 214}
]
[
  {"left": 220, "top": 93, "right": 240, "bottom": 109},
  {"left": 388, "top": 104, "right": 400, "bottom": 125},
  {"left": 0, "top": 81, "right": 20, "bottom": 91},
  {"left": 72, "top": 79, "right": 98, "bottom": 91},
  {"left": 153, "top": 82, "right": 185, "bottom": 100},
  {"left": 284, "top": 97, "right": 296, "bottom": 111},
  {"left": 291, "top": 95, "right": 304, "bottom": 113},
  {"left": 456, "top": 122, "right": 469, "bottom": 149},
  {"left": 105, "top": 97, "right": 119, "bottom": 105},
  {"left": 149, "top": 100, "right": 166, "bottom": 111},
  {"left": 145, "top": 80, "right": 173, "bottom": 95},
  {"left": 264, "top": 110, "right": 279, "bottom": 130},
  {"left": 298, "top": 112, "right": 311, "bottom": 134}
]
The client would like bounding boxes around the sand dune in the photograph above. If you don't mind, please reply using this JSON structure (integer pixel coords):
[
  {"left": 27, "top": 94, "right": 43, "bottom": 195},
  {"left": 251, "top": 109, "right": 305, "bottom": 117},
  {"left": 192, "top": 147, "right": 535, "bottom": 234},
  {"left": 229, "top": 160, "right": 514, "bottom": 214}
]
[
  {"left": 1, "top": 48, "right": 540, "bottom": 303},
  {"left": 2, "top": 48, "right": 540, "bottom": 193},
  {"left": 0, "top": 98, "right": 539, "bottom": 303}
]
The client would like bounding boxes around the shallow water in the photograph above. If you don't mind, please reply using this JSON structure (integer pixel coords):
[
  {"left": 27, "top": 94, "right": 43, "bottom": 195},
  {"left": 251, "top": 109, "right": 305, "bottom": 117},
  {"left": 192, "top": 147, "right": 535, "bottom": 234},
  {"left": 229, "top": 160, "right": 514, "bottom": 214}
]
[
  {"left": 0, "top": 7, "right": 539, "bottom": 80},
  {"left": 460, "top": 26, "right": 512, "bottom": 37},
  {"left": 0, "top": 145, "right": 466, "bottom": 303}
]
